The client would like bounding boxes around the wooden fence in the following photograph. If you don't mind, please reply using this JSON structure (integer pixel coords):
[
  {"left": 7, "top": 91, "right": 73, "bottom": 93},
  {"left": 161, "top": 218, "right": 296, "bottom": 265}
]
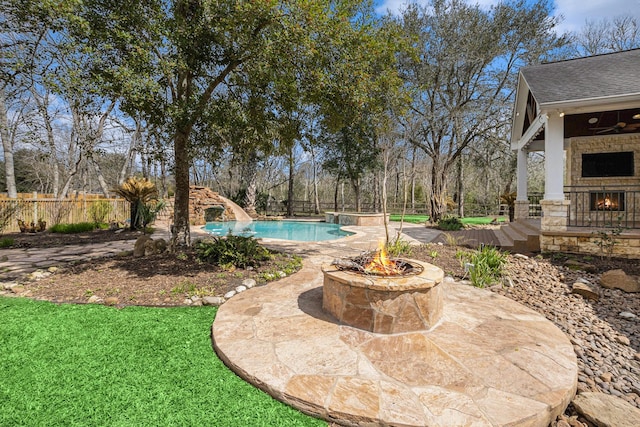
[{"left": 0, "top": 197, "right": 130, "bottom": 233}]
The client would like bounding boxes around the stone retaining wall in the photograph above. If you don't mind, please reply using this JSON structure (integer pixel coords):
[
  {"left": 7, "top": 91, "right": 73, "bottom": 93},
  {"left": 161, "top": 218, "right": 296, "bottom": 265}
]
[{"left": 541, "top": 232, "right": 640, "bottom": 259}]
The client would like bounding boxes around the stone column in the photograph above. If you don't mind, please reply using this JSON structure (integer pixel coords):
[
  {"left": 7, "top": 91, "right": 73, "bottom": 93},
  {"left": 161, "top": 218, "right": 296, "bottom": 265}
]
[
  {"left": 540, "top": 199, "right": 571, "bottom": 232},
  {"left": 514, "top": 200, "right": 529, "bottom": 220}
]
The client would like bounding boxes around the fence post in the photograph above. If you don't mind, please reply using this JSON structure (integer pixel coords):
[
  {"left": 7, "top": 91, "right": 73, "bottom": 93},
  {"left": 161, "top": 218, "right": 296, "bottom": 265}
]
[{"left": 33, "top": 191, "right": 38, "bottom": 222}]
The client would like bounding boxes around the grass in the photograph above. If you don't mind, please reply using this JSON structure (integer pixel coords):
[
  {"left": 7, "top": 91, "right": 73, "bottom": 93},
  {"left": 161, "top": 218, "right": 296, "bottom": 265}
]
[
  {"left": 0, "top": 297, "right": 325, "bottom": 427},
  {"left": 390, "top": 214, "right": 507, "bottom": 225},
  {"left": 49, "top": 222, "right": 98, "bottom": 233}
]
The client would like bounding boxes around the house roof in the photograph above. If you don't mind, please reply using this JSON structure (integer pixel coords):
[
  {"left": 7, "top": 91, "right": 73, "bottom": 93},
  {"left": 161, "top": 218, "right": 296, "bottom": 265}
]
[{"left": 521, "top": 49, "right": 640, "bottom": 106}]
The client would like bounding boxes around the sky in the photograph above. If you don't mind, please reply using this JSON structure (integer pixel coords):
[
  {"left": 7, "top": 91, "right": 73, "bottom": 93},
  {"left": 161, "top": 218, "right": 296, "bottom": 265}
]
[{"left": 374, "top": 0, "right": 640, "bottom": 34}]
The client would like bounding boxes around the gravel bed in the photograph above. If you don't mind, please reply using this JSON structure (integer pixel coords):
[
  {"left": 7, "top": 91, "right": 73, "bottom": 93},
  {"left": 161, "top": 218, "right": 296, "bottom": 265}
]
[{"left": 489, "top": 254, "right": 640, "bottom": 413}]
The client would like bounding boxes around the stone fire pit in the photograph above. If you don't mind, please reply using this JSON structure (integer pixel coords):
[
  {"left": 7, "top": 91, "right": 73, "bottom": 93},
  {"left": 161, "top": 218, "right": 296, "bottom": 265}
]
[{"left": 321, "top": 260, "right": 444, "bottom": 334}]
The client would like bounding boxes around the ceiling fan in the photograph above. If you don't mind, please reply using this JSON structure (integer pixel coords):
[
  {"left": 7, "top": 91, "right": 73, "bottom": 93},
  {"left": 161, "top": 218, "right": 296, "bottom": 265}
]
[{"left": 589, "top": 112, "right": 640, "bottom": 134}]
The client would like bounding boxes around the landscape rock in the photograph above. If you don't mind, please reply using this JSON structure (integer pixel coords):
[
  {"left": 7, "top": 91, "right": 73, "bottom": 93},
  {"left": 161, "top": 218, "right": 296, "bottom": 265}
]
[
  {"left": 573, "top": 392, "right": 640, "bottom": 427},
  {"left": 600, "top": 269, "right": 640, "bottom": 293},
  {"left": 153, "top": 238, "right": 167, "bottom": 254},
  {"left": 619, "top": 311, "right": 637, "bottom": 320},
  {"left": 615, "top": 335, "right": 630, "bottom": 346},
  {"left": 235, "top": 285, "right": 247, "bottom": 293},
  {"left": 87, "top": 295, "right": 102, "bottom": 303},
  {"left": 242, "top": 278, "right": 257, "bottom": 289},
  {"left": 202, "top": 296, "right": 225, "bottom": 306},
  {"left": 11, "top": 285, "right": 25, "bottom": 294},
  {"left": 571, "top": 282, "right": 600, "bottom": 301},
  {"left": 134, "top": 235, "right": 153, "bottom": 257},
  {"left": 223, "top": 290, "right": 236, "bottom": 299},
  {"left": 2, "top": 282, "right": 18, "bottom": 291},
  {"left": 27, "top": 270, "right": 50, "bottom": 281}
]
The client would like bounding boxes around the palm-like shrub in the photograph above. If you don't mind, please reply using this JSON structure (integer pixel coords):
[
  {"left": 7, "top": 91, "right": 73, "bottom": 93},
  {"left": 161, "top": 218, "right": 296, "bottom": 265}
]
[{"left": 113, "top": 177, "right": 159, "bottom": 230}]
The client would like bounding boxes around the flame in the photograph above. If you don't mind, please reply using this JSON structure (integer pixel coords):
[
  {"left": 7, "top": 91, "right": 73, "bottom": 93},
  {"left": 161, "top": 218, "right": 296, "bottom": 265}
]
[
  {"left": 364, "top": 241, "right": 402, "bottom": 275},
  {"left": 597, "top": 196, "right": 618, "bottom": 210}
]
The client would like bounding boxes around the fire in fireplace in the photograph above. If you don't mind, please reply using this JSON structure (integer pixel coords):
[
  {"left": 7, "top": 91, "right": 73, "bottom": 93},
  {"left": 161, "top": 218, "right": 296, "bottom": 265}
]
[{"left": 590, "top": 191, "right": 625, "bottom": 211}]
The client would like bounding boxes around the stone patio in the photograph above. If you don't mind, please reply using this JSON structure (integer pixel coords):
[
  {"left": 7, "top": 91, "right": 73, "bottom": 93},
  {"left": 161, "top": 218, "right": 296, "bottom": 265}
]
[{"left": 213, "top": 250, "right": 578, "bottom": 426}]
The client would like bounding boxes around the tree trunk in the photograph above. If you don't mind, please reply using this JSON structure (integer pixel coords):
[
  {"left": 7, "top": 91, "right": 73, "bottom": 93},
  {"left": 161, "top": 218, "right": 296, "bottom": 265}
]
[
  {"left": 242, "top": 150, "right": 259, "bottom": 218},
  {"left": 456, "top": 156, "right": 464, "bottom": 218},
  {"left": 310, "top": 145, "right": 320, "bottom": 215},
  {"left": 171, "top": 129, "right": 191, "bottom": 249},
  {"left": 119, "top": 122, "right": 141, "bottom": 185},
  {"left": 0, "top": 87, "right": 17, "bottom": 198},
  {"left": 32, "top": 87, "right": 61, "bottom": 197},
  {"left": 87, "top": 153, "right": 111, "bottom": 197},
  {"left": 286, "top": 146, "right": 294, "bottom": 217},
  {"left": 428, "top": 160, "right": 448, "bottom": 223},
  {"left": 352, "top": 178, "right": 361, "bottom": 212}
]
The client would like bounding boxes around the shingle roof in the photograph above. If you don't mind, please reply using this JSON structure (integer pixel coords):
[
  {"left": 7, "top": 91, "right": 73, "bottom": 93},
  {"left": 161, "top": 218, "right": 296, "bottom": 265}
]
[{"left": 521, "top": 49, "right": 640, "bottom": 105}]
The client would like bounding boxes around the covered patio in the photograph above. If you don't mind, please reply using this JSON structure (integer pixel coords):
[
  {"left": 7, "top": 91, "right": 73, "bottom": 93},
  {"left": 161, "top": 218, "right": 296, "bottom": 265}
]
[{"left": 511, "top": 49, "right": 640, "bottom": 258}]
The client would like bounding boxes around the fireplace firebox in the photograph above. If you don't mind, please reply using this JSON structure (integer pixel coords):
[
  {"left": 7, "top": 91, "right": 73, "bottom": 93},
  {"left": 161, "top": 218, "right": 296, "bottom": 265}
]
[{"left": 590, "top": 191, "right": 625, "bottom": 211}]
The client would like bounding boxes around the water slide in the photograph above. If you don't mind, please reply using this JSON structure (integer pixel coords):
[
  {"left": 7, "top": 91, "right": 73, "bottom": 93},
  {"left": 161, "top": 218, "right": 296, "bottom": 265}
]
[{"left": 218, "top": 195, "right": 253, "bottom": 222}]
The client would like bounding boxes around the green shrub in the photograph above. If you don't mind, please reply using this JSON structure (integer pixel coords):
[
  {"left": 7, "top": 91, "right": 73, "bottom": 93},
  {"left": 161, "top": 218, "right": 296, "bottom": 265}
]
[
  {"left": 195, "top": 235, "right": 272, "bottom": 268},
  {"left": 88, "top": 200, "right": 113, "bottom": 226},
  {"left": 438, "top": 216, "right": 463, "bottom": 231},
  {"left": 0, "top": 237, "right": 15, "bottom": 248},
  {"left": 459, "top": 245, "right": 507, "bottom": 288},
  {"left": 386, "top": 237, "right": 412, "bottom": 257},
  {"left": 49, "top": 222, "right": 97, "bottom": 234}
]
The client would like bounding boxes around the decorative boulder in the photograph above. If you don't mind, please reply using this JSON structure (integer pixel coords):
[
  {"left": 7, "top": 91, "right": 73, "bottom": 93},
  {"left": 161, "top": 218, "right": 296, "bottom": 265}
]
[
  {"left": 571, "top": 282, "right": 600, "bottom": 301},
  {"left": 573, "top": 392, "right": 640, "bottom": 427},
  {"left": 600, "top": 269, "right": 640, "bottom": 293},
  {"left": 134, "top": 235, "right": 153, "bottom": 257}
]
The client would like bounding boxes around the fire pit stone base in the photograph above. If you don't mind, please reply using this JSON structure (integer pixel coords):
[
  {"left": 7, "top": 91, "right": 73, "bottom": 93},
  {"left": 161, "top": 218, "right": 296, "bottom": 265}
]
[{"left": 322, "top": 260, "right": 444, "bottom": 334}]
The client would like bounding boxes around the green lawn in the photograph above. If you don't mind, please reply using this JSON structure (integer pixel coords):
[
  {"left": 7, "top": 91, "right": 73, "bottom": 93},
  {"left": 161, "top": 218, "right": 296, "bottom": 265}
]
[
  {"left": 0, "top": 297, "right": 325, "bottom": 427},
  {"left": 390, "top": 214, "right": 507, "bottom": 225}
]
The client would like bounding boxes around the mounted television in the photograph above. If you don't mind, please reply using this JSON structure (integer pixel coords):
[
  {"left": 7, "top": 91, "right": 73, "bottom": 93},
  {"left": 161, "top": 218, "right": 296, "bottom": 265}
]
[{"left": 581, "top": 151, "right": 634, "bottom": 177}]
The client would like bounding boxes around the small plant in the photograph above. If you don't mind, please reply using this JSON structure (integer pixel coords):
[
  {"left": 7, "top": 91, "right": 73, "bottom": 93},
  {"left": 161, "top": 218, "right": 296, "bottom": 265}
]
[
  {"left": 0, "top": 237, "right": 14, "bottom": 248},
  {"left": 49, "top": 222, "right": 97, "bottom": 233},
  {"left": 136, "top": 199, "right": 166, "bottom": 234},
  {"left": 592, "top": 221, "right": 625, "bottom": 259},
  {"left": 195, "top": 235, "right": 272, "bottom": 268},
  {"left": 113, "top": 177, "right": 159, "bottom": 231},
  {"left": 458, "top": 245, "right": 507, "bottom": 288},
  {"left": 443, "top": 232, "right": 467, "bottom": 246},
  {"left": 429, "top": 250, "right": 438, "bottom": 259},
  {"left": 438, "top": 216, "right": 463, "bottom": 231},
  {"left": 500, "top": 191, "right": 517, "bottom": 222},
  {"left": 88, "top": 200, "right": 113, "bottom": 226},
  {"left": 386, "top": 237, "right": 413, "bottom": 257}
]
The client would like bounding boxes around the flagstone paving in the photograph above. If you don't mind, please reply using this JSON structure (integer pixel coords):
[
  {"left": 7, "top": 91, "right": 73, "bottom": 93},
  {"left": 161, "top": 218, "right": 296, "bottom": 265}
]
[
  {"left": 213, "top": 225, "right": 578, "bottom": 427},
  {"left": 2, "top": 222, "right": 578, "bottom": 424}
]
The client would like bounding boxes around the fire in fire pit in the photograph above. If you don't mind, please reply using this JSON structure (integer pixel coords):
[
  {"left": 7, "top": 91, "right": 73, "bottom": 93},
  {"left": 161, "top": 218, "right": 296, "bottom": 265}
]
[{"left": 332, "top": 241, "right": 422, "bottom": 276}]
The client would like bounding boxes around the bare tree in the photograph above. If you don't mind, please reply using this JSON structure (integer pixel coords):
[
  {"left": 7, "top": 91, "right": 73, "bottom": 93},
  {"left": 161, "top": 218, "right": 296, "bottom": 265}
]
[{"left": 573, "top": 16, "right": 640, "bottom": 56}]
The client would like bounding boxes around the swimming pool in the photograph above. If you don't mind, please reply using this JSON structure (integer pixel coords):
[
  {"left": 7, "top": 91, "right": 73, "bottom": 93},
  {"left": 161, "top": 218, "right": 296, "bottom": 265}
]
[{"left": 201, "top": 221, "right": 353, "bottom": 242}]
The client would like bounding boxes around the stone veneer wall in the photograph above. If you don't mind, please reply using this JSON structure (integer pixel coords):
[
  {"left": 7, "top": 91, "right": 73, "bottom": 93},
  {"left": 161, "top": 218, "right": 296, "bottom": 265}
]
[
  {"left": 541, "top": 233, "right": 640, "bottom": 259},
  {"left": 566, "top": 134, "right": 640, "bottom": 225},
  {"left": 538, "top": 134, "right": 640, "bottom": 258}
]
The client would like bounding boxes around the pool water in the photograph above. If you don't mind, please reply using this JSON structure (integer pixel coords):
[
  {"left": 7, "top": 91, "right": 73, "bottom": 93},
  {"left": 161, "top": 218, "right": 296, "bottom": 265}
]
[{"left": 201, "top": 221, "right": 353, "bottom": 242}]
